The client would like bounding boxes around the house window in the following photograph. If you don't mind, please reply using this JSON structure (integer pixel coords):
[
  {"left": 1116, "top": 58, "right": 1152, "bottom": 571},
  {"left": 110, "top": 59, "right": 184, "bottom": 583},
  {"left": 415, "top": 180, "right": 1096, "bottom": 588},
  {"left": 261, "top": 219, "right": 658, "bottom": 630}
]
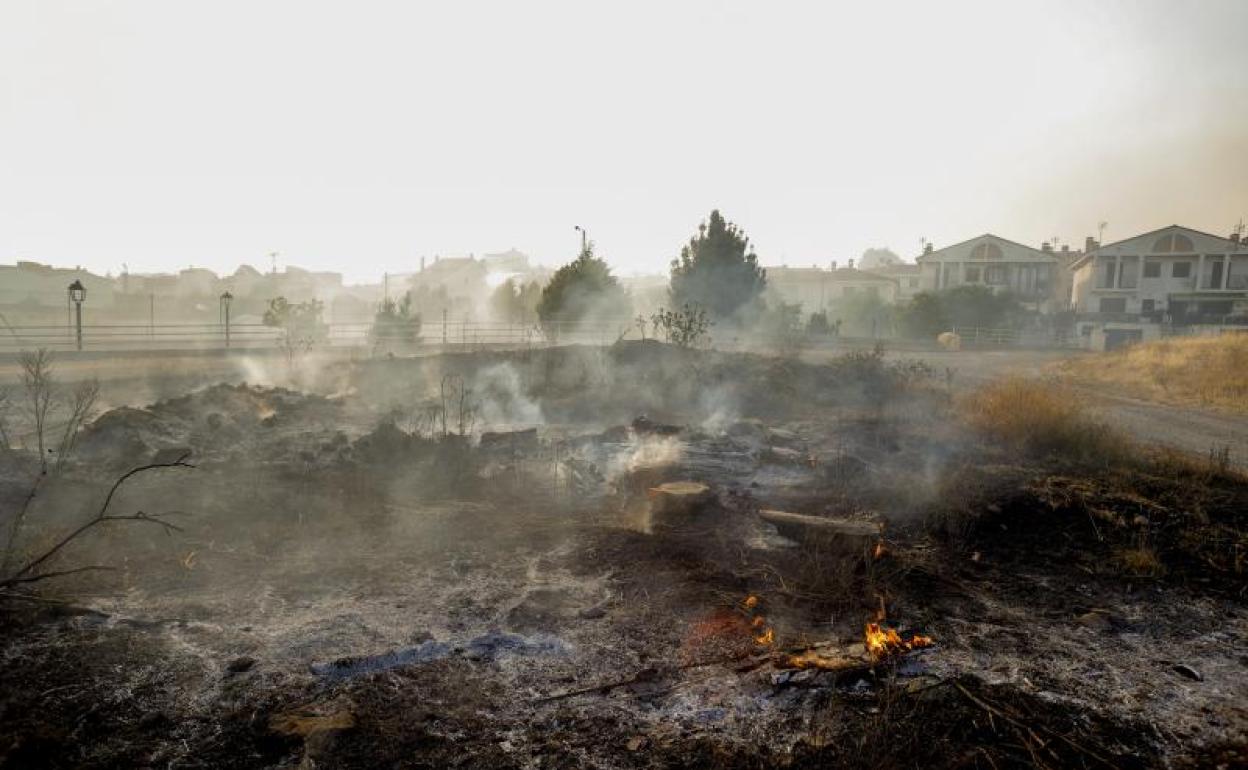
[
  {"left": 1141, "top": 299, "right": 1155, "bottom": 313},
  {"left": 1143, "top": 261, "right": 1161, "bottom": 278},
  {"left": 985, "top": 265, "right": 1006, "bottom": 285},
  {"left": 1100, "top": 297, "right": 1127, "bottom": 313},
  {"left": 1101, "top": 259, "right": 1117, "bottom": 288},
  {"left": 1118, "top": 256, "right": 1139, "bottom": 289},
  {"left": 970, "top": 243, "right": 1004, "bottom": 260},
  {"left": 1172, "top": 261, "right": 1192, "bottom": 278},
  {"left": 965, "top": 266, "right": 981, "bottom": 282}
]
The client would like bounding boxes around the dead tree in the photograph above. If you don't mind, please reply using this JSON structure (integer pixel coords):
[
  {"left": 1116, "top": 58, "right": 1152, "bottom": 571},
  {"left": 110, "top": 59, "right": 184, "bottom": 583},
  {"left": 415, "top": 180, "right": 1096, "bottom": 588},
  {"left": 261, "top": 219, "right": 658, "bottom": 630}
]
[
  {"left": 18, "top": 349, "right": 55, "bottom": 473},
  {"left": 0, "top": 454, "right": 195, "bottom": 591}
]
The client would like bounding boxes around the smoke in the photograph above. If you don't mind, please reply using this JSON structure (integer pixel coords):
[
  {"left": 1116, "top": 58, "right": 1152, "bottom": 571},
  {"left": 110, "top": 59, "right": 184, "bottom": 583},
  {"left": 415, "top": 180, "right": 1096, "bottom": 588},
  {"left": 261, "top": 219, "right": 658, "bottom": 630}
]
[{"left": 471, "top": 362, "right": 544, "bottom": 429}]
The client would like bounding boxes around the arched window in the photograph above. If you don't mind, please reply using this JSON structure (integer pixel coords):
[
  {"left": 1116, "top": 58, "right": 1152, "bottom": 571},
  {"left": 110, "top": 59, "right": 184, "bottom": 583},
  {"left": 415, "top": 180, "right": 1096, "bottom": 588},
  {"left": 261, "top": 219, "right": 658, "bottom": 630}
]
[
  {"left": 1152, "top": 233, "right": 1195, "bottom": 253},
  {"left": 970, "top": 242, "right": 1003, "bottom": 260}
]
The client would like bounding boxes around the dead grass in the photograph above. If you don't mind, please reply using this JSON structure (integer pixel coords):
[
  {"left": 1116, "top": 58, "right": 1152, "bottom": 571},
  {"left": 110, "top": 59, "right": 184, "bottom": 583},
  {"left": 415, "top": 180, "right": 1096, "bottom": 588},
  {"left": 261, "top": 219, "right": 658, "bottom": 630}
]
[
  {"left": 961, "top": 377, "right": 1129, "bottom": 464},
  {"left": 1059, "top": 333, "right": 1248, "bottom": 413}
]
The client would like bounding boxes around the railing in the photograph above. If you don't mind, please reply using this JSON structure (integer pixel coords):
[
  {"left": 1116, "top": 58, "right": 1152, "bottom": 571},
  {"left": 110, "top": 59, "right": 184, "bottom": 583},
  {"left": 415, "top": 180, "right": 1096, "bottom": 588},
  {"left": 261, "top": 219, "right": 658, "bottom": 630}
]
[{"left": 0, "top": 320, "right": 639, "bottom": 354}]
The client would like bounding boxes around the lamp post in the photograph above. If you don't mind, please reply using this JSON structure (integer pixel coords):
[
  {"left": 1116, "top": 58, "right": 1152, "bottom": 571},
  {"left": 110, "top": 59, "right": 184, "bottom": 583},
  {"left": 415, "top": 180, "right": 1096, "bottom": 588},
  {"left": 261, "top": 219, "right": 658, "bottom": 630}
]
[
  {"left": 574, "top": 225, "right": 588, "bottom": 255},
  {"left": 67, "top": 280, "right": 86, "bottom": 351},
  {"left": 220, "top": 291, "right": 234, "bottom": 349}
]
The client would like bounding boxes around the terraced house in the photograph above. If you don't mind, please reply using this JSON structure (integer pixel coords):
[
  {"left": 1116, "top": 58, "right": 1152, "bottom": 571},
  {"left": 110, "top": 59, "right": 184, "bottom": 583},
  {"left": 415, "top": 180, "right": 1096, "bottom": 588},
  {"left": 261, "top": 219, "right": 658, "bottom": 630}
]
[{"left": 1070, "top": 225, "right": 1248, "bottom": 350}]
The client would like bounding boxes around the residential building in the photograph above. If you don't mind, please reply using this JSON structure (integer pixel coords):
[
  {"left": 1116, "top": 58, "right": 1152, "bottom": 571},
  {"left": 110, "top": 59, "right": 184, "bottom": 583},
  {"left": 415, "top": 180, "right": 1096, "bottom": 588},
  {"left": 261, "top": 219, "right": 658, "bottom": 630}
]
[
  {"left": 863, "top": 263, "right": 921, "bottom": 302},
  {"left": 1069, "top": 224, "right": 1248, "bottom": 349},
  {"left": 915, "top": 234, "right": 1064, "bottom": 312},
  {"left": 767, "top": 261, "right": 899, "bottom": 312}
]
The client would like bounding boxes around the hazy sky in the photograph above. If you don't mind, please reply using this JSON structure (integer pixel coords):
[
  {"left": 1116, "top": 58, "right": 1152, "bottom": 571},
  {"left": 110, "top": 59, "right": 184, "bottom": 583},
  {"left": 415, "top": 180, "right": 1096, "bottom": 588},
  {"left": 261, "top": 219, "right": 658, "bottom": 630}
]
[{"left": 3, "top": 0, "right": 1246, "bottom": 284}]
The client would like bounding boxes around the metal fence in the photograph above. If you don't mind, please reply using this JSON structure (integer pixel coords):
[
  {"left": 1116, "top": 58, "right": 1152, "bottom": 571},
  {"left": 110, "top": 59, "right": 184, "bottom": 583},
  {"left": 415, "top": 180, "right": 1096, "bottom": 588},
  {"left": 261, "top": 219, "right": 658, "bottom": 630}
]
[
  {"left": 0, "top": 317, "right": 1089, "bottom": 355},
  {"left": 0, "top": 320, "right": 639, "bottom": 354}
]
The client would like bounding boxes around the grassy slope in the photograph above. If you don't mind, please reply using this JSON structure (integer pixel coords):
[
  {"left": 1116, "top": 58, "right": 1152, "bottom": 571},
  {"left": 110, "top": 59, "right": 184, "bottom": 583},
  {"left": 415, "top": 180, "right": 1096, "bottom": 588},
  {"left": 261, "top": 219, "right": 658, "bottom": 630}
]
[{"left": 1058, "top": 333, "right": 1248, "bottom": 413}]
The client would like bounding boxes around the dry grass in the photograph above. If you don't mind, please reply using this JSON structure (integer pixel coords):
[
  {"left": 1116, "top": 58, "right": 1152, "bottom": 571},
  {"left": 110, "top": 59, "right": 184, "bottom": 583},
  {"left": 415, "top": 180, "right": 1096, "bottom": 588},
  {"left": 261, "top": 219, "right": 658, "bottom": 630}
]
[
  {"left": 1059, "top": 333, "right": 1248, "bottom": 413},
  {"left": 1115, "top": 542, "right": 1166, "bottom": 577},
  {"left": 961, "top": 377, "right": 1129, "bottom": 464}
]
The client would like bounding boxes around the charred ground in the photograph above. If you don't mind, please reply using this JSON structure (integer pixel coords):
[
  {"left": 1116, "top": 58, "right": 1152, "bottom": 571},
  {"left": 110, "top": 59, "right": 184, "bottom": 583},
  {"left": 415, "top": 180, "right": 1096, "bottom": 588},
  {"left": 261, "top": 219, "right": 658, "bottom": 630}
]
[{"left": 1, "top": 341, "right": 1244, "bottom": 768}]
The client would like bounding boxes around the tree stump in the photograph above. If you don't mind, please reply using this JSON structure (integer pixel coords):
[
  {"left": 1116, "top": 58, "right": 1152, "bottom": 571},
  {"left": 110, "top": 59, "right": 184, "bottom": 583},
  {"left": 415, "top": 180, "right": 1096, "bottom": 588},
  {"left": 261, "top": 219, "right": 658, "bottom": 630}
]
[
  {"left": 646, "top": 481, "right": 714, "bottom": 533},
  {"left": 759, "top": 509, "right": 879, "bottom": 553}
]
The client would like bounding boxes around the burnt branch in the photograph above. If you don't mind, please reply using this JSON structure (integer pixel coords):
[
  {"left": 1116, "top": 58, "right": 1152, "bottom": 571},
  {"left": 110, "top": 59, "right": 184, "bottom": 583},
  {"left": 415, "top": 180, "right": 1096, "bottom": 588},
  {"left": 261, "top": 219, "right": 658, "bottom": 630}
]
[{"left": 4, "top": 453, "right": 195, "bottom": 585}]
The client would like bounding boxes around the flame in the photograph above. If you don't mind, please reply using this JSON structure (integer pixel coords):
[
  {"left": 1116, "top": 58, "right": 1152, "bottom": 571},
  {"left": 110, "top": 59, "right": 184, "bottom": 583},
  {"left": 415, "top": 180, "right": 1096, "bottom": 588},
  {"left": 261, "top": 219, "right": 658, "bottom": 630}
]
[
  {"left": 872, "top": 542, "right": 887, "bottom": 560},
  {"left": 864, "top": 622, "right": 934, "bottom": 661},
  {"left": 742, "top": 595, "right": 774, "bottom": 646}
]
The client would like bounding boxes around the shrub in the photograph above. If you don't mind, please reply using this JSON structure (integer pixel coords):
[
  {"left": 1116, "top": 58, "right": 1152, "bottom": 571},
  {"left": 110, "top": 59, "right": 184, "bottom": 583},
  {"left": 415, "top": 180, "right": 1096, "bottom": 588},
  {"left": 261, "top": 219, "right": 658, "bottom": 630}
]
[{"left": 962, "top": 378, "right": 1128, "bottom": 464}]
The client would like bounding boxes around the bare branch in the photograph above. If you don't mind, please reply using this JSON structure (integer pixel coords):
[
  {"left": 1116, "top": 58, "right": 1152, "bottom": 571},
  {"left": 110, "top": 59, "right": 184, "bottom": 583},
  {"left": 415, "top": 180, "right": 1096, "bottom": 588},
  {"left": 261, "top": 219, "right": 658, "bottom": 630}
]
[
  {"left": 0, "top": 565, "right": 116, "bottom": 589},
  {"left": 8, "top": 454, "right": 195, "bottom": 581}
]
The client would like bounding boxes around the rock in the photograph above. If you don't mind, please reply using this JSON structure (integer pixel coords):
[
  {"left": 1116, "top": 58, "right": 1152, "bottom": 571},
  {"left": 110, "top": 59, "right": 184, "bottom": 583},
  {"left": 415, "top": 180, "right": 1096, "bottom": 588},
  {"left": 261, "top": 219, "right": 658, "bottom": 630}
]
[
  {"left": 150, "top": 446, "right": 192, "bottom": 465},
  {"left": 578, "top": 604, "right": 608, "bottom": 620},
  {"left": 226, "top": 656, "right": 256, "bottom": 673},
  {"left": 1172, "top": 663, "right": 1203, "bottom": 682},
  {"left": 479, "top": 428, "right": 539, "bottom": 452},
  {"left": 1075, "top": 611, "right": 1113, "bottom": 632},
  {"left": 632, "top": 415, "right": 682, "bottom": 436},
  {"left": 138, "top": 710, "right": 171, "bottom": 730}
]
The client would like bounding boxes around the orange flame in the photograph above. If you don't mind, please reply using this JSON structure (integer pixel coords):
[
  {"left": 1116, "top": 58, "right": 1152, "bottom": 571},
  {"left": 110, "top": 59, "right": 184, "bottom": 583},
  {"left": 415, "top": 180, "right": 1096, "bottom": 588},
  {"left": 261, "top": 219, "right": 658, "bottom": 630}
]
[{"left": 864, "top": 622, "right": 933, "bottom": 661}]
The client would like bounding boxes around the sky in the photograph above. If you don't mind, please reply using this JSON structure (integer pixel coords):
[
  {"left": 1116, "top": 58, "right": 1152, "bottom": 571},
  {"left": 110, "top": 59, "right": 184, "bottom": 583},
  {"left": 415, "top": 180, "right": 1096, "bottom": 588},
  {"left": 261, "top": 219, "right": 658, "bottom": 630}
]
[{"left": 2, "top": 0, "right": 1247, "bottom": 285}]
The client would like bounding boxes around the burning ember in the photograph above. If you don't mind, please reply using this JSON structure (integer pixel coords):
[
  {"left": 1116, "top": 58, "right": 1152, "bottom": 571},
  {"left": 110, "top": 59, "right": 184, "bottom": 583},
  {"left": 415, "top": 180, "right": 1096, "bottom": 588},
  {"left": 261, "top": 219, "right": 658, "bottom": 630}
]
[
  {"left": 864, "top": 622, "right": 934, "bottom": 661},
  {"left": 743, "top": 595, "right": 775, "bottom": 646}
]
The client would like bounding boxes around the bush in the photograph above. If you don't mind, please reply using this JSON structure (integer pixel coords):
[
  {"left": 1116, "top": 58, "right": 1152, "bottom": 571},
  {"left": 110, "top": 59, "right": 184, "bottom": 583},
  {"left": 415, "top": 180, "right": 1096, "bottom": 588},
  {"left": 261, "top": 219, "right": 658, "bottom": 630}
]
[
  {"left": 370, "top": 293, "right": 421, "bottom": 349},
  {"left": 962, "top": 378, "right": 1128, "bottom": 464}
]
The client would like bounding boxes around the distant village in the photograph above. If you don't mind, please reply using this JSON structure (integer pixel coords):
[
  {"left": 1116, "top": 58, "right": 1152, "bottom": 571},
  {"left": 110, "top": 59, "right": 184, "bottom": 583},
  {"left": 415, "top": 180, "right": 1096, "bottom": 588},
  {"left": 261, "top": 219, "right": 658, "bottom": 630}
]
[{"left": 2, "top": 223, "right": 1245, "bottom": 351}]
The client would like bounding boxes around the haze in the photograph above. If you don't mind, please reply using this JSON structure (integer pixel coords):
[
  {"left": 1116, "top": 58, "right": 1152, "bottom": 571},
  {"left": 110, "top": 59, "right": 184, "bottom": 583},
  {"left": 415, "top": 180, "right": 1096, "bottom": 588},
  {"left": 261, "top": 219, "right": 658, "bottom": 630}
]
[{"left": 2, "top": 0, "right": 1246, "bottom": 283}]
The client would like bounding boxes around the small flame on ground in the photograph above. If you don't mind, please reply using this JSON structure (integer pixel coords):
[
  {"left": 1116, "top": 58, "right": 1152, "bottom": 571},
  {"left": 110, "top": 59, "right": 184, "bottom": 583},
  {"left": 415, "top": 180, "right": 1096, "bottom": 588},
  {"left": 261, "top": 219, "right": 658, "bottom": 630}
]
[
  {"left": 864, "top": 622, "right": 934, "bottom": 661},
  {"left": 742, "top": 595, "right": 774, "bottom": 646}
]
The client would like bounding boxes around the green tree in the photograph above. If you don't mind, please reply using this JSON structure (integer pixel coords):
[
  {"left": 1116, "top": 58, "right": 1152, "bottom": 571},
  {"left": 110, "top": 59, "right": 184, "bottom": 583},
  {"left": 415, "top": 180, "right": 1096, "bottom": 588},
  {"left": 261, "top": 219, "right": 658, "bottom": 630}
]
[
  {"left": 370, "top": 292, "right": 421, "bottom": 348},
  {"left": 940, "top": 285, "right": 1020, "bottom": 329},
  {"left": 895, "top": 292, "right": 948, "bottom": 339},
  {"left": 262, "top": 296, "right": 326, "bottom": 341},
  {"left": 670, "top": 210, "right": 766, "bottom": 323},
  {"left": 536, "top": 242, "right": 630, "bottom": 329},
  {"left": 830, "top": 290, "right": 893, "bottom": 337}
]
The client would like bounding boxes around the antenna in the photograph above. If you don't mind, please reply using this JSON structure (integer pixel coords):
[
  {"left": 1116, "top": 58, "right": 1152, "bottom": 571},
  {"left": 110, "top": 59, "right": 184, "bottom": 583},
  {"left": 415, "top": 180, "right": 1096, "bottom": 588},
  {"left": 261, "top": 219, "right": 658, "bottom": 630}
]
[
  {"left": 1234, "top": 218, "right": 1245, "bottom": 239},
  {"left": 269, "top": 251, "right": 279, "bottom": 275}
]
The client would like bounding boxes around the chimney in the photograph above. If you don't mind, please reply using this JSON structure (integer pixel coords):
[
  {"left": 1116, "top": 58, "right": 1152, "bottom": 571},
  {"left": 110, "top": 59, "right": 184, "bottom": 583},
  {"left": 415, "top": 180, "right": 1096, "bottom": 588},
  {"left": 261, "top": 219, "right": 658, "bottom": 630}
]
[
  {"left": 1231, "top": 232, "right": 1241, "bottom": 247},
  {"left": 1085, "top": 236, "right": 1098, "bottom": 252},
  {"left": 830, "top": 259, "right": 838, "bottom": 270},
  {"left": 848, "top": 258, "right": 855, "bottom": 269},
  {"left": 923, "top": 243, "right": 934, "bottom": 255},
  {"left": 1042, "top": 242, "right": 1053, "bottom": 253}
]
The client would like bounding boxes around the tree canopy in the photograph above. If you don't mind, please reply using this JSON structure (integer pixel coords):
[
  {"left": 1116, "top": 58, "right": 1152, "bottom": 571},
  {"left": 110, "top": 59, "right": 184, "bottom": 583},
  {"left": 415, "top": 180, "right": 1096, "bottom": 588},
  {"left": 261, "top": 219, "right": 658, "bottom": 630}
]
[
  {"left": 536, "top": 242, "right": 630, "bottom": 327},
  {"left": 669, "top": 210, "right": 766, "bottom": 323}
]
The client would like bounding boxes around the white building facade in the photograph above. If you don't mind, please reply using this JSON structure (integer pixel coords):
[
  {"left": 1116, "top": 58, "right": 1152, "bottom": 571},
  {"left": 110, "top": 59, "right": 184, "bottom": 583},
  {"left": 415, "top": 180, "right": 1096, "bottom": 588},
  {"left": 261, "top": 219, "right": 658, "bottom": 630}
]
[
  {"left": 1069, "top": 225, "right": 1248, "bottom": 349},
  {"left": 915, "top": 234, "right": 1064, "bottom": 312}
]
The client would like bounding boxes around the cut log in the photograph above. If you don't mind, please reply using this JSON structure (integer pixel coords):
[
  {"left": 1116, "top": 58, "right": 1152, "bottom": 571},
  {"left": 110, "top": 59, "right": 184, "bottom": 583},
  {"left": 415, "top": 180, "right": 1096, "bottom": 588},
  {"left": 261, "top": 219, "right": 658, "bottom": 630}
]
[
  {"left": 647, "top": 481, "right": 714, "bottom": 532},
  {"left": 759, "top": 510, "right": 879, "bottom": 551}
]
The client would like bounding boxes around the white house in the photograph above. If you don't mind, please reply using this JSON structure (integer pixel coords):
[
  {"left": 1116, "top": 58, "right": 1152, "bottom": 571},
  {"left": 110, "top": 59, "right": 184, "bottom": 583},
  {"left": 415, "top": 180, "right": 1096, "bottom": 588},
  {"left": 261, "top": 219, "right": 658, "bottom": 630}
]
[
  {"left": 1069, "top": 224, "right": 1248, "bottom": 349},
  {"left": 915, "top": 234, "right": 1064, "bottom": 312},
  {"left": 767, "top": 262, "right": 899, "bottom": 313}
]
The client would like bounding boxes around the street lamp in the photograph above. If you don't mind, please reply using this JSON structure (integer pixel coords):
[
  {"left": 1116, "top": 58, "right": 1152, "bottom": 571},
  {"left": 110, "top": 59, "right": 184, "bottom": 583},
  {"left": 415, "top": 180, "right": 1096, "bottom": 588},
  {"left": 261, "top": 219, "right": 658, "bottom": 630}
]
[
  {"left": 220, "top": 291, "right": 234, "bottom": 349},
  {"left": 67, "top": 280, "right": 86, "bottom": 351},
  {"left": 574, "top": 225, "right": 588, "bottom": 255}
]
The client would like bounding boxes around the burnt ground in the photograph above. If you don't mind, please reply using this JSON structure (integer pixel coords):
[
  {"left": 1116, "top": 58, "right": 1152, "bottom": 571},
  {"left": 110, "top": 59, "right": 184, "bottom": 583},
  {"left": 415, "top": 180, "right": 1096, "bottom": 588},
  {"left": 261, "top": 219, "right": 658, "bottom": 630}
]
[{"left": 1, "top": 342, "right": 1245, "bottom": 769}]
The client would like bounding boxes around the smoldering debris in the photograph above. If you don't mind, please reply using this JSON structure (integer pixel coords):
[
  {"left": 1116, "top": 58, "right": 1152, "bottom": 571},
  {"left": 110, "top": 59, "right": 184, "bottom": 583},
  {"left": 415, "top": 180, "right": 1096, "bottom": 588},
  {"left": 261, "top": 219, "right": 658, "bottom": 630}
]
[{"left": 0, "top": 343, "right": 1244, "bottom": 769}]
